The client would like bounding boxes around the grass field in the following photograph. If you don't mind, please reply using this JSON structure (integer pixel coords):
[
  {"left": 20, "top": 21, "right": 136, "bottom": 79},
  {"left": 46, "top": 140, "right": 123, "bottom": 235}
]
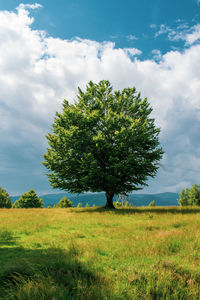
[{"left": 1, "top": 206, "right": 200, "bottom": 299}]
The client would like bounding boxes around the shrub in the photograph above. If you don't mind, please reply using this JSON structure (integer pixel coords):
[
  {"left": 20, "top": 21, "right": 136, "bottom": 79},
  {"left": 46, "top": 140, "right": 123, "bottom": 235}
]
[
  {"left": 114, "top": 201, "right": 122, "bottom": 207},
  {"left": 13, "top": 189, "right": 43, "bottom": 208},
  {"left": 124, "top": 201, "right": 129, "bottom": 207},
  {"left": 77, "top": 203, "right": 82, "bottom": 208},
  {"left": 149, "top": 200, "right": 156, "bottom": 207},
  {"left": 85, "top": 203, "right": 90, "bottom": 208},
  {"left": 0, "top": 187, "right": 12, "bottom": 208},
  {"left": 54, "top": 196, "right": 73, "bottom": 208}
]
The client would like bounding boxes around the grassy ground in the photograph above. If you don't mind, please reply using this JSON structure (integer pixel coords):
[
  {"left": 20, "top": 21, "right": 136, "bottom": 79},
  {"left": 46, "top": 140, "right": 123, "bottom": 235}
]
[{"left": 1, "top": 206, "right": 200, "bottom": 299}]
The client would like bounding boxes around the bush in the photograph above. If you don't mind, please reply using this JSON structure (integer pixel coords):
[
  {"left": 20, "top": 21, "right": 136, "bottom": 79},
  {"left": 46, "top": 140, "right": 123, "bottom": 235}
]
[
  {"left": 77, "top": 203, "right": 82, "bottom": 208},
  {"left": 85, "top": 203, "right": 90, "bottom": 208},
  {"left": 149, "top": 200, "right": 156, "bottom": 207},
  {"left": 178, "top": 184, "right": 200, "bottom": 206},
  {"left": 114, "top": 201, "right": 130, "bottom": 207},
  {"left": 124, "top": 201, "right": 129, "bottom": 207},
  {"left": 13, "top": 189, "right": 43, "bottom": 208},
  {"left": 114, "top": 201, "right": 122, "bottom": 207},
  {"left": 54, "top": 196, "right": 73, "bottom": 208},
  {"left": 0, "top": 187, "right": 12, "bottom": 208}
]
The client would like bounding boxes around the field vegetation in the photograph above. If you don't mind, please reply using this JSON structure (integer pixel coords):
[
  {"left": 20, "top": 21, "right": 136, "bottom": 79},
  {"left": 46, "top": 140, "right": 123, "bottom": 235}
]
[{"left": 1, "top": 206, "right": 200, "bottom": 299}]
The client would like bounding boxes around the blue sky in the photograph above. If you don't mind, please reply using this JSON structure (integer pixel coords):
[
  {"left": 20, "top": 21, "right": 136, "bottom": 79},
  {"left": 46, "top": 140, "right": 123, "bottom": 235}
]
[
  {"left": 1, "top": 0, "right": 199, "bottom": 56},
  {"left": 0, "top": 1, "right": 200, "bottom": 195}
]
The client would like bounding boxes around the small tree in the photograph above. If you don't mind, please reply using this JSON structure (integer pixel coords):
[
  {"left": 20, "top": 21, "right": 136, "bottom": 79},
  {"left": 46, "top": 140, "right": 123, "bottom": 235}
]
[
  {"left": 77, "top": 203, "right": 82, "bottom": 208},
  {"left": 13, "top": 189, "right": 43, "bottom": 208},
  {"left": 0, "top": 187, "right": 12, "bottom": 208},
  {"left": 149, "top": 200, "right": 155, "bottom": 207},
  {"left": 54, "top": 196, "right": 73, "bottom": 208},
  {"left": 188, "top": 184, "right": 200, "bottom": 206},
  {"left": 178, "top": 184, "right": 200, "bottom": 206},
  {"left": 178, "top": 188, "right": 190, "bottom": 206},
  {"left": 43, "top": 80, "right": 163, "bottom": 209}
]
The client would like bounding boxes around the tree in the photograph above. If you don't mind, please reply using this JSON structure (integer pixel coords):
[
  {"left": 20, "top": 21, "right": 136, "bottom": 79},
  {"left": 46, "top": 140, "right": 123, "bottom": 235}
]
[
  {"left": 43, "top": 80, "right": 163, "bottom": 209},
  {"left": 54, "top": 196, "right": 73, "bottom": 208},
  {"left": 178, "top": 184, "right": 200, "bottom": 206},
  {"left": 178, "top": 188, "right": 190, "bottom": 206},
  {"left": 13, "top": 189, "right": 43, "bottom": 208},
  {"left": 0, "top": 187, "right": 12, "bottom": 208},
  {"left": 149, "top": 200, "right": 155, "bottom": 207},
  {"left": 188, "top": 184, "right": 200, "bottom": 206}
]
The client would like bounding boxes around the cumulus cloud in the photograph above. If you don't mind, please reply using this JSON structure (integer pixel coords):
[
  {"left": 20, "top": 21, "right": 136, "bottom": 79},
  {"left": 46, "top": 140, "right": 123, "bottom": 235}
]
[{"left": 0, "top": 4, "right": 200, "bottom": 194}]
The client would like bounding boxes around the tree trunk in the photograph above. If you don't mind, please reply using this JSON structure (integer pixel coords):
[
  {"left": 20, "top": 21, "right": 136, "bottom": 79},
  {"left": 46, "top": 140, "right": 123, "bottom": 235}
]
[{"left": 105, "top": 191, "right": 115, "bottom": 209}]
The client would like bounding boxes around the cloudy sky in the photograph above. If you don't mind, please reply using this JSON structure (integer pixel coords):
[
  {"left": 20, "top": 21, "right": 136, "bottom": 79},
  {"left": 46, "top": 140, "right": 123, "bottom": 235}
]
[{"left": 0, "top": 0, "right": 200, "bottom": 196}]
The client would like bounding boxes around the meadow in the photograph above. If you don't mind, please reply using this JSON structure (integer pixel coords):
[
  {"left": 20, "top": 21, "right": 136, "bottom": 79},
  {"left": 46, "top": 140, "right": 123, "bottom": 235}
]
[{"left": 1, "top": 206, "right": 200, "bottom": 299}]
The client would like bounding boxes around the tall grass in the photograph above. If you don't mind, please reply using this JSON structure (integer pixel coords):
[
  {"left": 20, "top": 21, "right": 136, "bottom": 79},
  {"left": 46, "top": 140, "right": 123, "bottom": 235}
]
[{"left": 0, "top": 207, "right": 200, "bottom": 299}]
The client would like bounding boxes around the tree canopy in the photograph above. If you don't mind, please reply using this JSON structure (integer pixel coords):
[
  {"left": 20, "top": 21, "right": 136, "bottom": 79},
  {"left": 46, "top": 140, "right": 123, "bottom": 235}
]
[
  {"left": 43, "top": 80, "right": 163, "bottom": 208},
  {"left": 0, "top": 187, "right": 12, "bottom": 208},
  {"left": 13, "top": 189, "right": 43, "bottom": 208},
  {"left": 178, "top": 184, "right": 200, "bottom": 206}
]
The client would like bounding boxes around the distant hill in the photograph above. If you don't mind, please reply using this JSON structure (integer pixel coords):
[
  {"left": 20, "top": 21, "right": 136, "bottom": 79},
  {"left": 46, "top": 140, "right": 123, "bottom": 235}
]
[{"left": 12, "top": 192, "right": 179, "bottom": 207}]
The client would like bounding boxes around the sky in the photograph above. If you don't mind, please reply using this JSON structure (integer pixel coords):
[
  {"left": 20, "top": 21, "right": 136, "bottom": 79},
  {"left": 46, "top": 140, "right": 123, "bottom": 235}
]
[{"left": 0, "top": 0, "right": 200, "bottom": 196}]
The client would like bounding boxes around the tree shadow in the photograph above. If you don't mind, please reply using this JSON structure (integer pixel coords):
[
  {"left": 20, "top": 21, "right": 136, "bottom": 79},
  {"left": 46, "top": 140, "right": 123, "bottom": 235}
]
[
  {"left": 0, "top": 245, "right": 111, "bottom": 299},
  {"left": 74, "top": 206, "right": 200, "bottom": 215},
  {"left": 0, "top": 229, "right": 20, "bottom": 246}
]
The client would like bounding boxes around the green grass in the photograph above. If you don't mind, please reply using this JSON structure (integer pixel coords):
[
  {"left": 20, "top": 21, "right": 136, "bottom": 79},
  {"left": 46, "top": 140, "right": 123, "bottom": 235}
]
[{"left": 1, "top": 206, "right": 200, "bottom": 299}]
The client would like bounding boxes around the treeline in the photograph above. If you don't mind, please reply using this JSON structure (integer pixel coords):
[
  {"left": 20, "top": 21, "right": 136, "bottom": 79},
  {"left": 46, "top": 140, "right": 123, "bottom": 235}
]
[
  {"left": 0, "top": 187, "right": 91, "bottom": 208},
  {"left": 1, "top": 184, "right": 200, "bottom": 208}
]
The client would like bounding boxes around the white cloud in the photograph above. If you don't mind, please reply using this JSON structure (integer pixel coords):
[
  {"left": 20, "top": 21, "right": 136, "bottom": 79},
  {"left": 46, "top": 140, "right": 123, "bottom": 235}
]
[
  {"left": 17, "top": 3, "right": 42, "bottom": 11},
  {"left": 0, "top": 5, "right": 200, "bottom": 194},
  {"left": 154, "top": 24, "right": 170, "bottom": 37},
  {"left": 154, "top": 22, "right": 200, "bottom": 45},
  {"left": 124, "top": 48, "right": 142, "bottom": 56},
  {"left": 126, "top": 34, "right": 138, "bottom": 41},
  {"left": 150, "top": 24, "right": 157, "bottom": 29},
  {"left": 152, "top": 49, "right": 162, "bottom": 61},
  {"left": 185, "top": 24, "right": 200, "bottom": 45}
]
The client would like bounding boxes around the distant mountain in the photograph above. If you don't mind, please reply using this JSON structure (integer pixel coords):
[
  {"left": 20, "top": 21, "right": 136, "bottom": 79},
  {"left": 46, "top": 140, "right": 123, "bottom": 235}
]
[
  {"left": 12, "top": 192, "right": 179, "bottom": 207},
  {"left": 129, "top": 192, "right": 179, "bottom": 207}
]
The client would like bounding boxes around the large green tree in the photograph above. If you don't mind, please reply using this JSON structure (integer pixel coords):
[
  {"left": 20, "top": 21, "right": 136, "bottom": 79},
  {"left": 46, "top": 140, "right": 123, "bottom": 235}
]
[
  {"left": 13, "top": 189, "right": 44, "bottom": 208},
  {"left": 43, "top": 80, "right": 163, "bottom": 208},
  {"left": 0, "top": 187, "right": 12, "bottom": 208}
]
